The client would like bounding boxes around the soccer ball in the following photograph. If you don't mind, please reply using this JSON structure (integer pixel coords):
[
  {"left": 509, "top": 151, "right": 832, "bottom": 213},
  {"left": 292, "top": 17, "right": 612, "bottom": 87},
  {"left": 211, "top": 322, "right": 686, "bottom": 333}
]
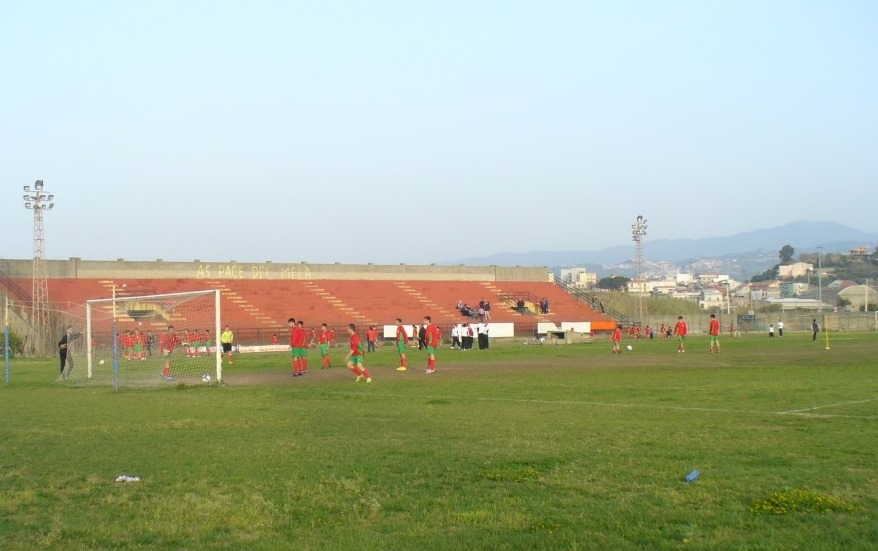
[
  {"left": 626, "top": 345, "right": 633, "bottom": 351},
  {"left": 99, "top": 359, "right": 105, "bottom": 365},
  {"left": 201, "top": 373, "right": 211, "bottom": 383}
]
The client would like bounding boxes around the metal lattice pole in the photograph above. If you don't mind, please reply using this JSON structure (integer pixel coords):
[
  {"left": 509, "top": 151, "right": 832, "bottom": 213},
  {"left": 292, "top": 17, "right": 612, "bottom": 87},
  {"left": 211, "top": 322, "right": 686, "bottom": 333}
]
[
  {"left": 23, "top": 180, "right": 55, "bottom": 355},
  {"left": 631, "top": 215, "right": 647, "bottom": 324}
]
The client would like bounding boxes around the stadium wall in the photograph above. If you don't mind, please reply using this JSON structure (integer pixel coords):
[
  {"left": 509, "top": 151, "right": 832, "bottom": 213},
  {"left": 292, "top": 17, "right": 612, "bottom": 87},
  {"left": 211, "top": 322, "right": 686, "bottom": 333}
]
[{"left": 0, "top": 258, "right": 549, "bottom": 282}]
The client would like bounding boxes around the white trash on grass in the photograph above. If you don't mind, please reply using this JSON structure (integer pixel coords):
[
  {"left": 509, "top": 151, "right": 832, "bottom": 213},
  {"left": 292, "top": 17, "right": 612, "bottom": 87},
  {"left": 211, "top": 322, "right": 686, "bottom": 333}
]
[{"left": 115, "top": 474, "right": 141, "bottom": 482}]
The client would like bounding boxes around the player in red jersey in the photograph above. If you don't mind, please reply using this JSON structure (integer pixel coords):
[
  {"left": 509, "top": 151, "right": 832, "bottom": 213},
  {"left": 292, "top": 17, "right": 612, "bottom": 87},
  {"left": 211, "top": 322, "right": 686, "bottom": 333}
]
[
  {"left": 288, "top": 318, "right": 304, "bottom": 377},
  {"left": 674, "top": 316, "right": 688, "bottom": 353},
  {"left": 345, "top": 324, "right": 371, "bottom": 382},
  {"left": 159, "top": 325, "right": 180, "bottom": 381},
  {"left": 395, "top": 318, "right": 409, "bottom": 371},
  {"left": 121, "top": 330, "right": 132, "bottom": 360},
  {"left": 297, "top": 321, "right": 309, "bottom": 373},
  {"left": 423, "top": 315, "right": 440, "bottom": 373},
  {"left": 319, "top": 323, "right": 332, "bottom": 368},
  {"left": 611, "top": 324, "right": 623, "bottom": 354},
  {"left": 708, "top": 313, "right": 721, "bottom": 354}
]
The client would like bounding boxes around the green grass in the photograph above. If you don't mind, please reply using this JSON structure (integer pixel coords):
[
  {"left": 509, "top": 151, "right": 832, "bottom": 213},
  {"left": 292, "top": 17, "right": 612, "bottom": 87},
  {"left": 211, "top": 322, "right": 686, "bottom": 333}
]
[{"left": 2, "top": 333, "right": 877, "bottom": 550}]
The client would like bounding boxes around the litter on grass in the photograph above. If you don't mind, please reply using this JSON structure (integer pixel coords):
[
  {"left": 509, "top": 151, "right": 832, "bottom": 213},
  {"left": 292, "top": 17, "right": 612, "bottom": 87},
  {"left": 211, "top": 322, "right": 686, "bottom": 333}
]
[{"left": 115, "top": 474, "right": 141, "bottom": 482}]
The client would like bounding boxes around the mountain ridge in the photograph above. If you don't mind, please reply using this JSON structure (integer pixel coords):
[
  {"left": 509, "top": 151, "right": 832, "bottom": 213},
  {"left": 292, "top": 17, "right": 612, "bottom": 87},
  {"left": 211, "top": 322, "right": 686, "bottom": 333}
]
[{"left": 443, "top": 221, "right": 878, "bottom": 280}]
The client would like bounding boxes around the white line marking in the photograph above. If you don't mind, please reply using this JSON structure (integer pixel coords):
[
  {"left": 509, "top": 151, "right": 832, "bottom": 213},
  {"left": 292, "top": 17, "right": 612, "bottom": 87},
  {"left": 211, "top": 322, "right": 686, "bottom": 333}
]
[
  {"left": 779, "top": 397, "right": 878, "bottom": 414},
  {"left": 323, "top": 392, "right": 878, "bottom": 420}
]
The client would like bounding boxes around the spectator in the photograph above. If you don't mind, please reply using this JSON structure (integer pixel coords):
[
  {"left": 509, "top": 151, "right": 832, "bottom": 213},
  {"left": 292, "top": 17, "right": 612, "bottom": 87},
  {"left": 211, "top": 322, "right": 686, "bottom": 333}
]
[
  {"left": 418, "top": 324, "right": 426, "bottom": 350},
  {"left": 451, "top": 324, "right": 461, "bottom": 349},
  {"left": 366, "top": 326, "right": 378, "bottom": 353},
  {"left": 484, "top": 301, "right": 492, "bottom": 320},
  {"left": 477, "top": 322, "right": 489, "bottom": 350},
  {"left": 463, "top": 323, "right": 474, "bottom": 350}
]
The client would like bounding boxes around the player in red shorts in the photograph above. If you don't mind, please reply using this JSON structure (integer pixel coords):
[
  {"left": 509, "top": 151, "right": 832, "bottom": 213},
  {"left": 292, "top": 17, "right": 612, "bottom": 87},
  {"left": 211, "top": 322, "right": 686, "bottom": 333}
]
[{"left": 611, "top": 324, "right": 623, "bottom": 354}]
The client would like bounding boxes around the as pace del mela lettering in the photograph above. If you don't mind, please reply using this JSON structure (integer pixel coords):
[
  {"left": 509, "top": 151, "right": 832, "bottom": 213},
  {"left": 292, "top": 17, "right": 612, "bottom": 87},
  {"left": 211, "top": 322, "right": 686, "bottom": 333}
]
[{"left": 195, "top": 264, "right": 312, "bottom": 280}]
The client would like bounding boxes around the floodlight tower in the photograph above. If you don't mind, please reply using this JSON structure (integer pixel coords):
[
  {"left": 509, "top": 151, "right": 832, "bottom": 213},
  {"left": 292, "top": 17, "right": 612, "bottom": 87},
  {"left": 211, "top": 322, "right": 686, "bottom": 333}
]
[
  {"left": 631, "top": 215, "right": 648, "bottom": 323},
  {"left": 23, "top": 180, "right": 55, "bottom": 354},
  {"left": 816, "top": 245, "right": 823, "bottom": 312}
]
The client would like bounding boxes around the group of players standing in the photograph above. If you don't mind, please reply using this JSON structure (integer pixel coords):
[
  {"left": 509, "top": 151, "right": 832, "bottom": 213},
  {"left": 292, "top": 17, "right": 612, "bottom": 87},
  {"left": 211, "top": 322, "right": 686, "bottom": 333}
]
[
  {"left": 610, "top": 314, "right": 723, "bottom": 354},
  {"left": 285, "top": 316, "right": 442, "bottom": 383}
]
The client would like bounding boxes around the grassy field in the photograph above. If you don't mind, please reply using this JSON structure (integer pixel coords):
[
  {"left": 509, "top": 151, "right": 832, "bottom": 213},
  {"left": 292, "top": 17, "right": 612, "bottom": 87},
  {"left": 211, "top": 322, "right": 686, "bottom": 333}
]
[{"left": 2, "top": 332, "right": 876, "bottom": 550}]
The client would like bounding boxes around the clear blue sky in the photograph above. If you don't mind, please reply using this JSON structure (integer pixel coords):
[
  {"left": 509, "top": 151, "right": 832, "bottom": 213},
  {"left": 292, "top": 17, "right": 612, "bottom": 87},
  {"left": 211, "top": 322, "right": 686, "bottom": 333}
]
[{"left": 2, "top": 0, "right": 876, "bottom": 265}]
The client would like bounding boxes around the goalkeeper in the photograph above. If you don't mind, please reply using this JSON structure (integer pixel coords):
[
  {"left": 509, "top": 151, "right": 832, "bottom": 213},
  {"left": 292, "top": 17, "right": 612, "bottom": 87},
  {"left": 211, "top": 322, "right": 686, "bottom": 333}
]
[
  {"left": 220, "top": 325, "right": 234, "bottom": 364},
  {"left": 58, "top": 326, "right": 74, "bottom": 378}
]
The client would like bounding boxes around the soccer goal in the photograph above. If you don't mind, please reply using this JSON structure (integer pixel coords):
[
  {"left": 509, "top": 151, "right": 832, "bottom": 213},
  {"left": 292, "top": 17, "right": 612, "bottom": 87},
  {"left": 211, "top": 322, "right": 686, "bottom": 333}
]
[{"left": 59, "top": 289, "right": 222, "bottom": 388}]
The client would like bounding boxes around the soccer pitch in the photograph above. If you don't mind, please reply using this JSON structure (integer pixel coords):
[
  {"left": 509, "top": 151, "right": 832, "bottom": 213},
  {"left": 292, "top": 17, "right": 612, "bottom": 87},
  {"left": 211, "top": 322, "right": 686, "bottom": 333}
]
[{"left": 2, "top": 333, "right": 876, "bottom": 550}]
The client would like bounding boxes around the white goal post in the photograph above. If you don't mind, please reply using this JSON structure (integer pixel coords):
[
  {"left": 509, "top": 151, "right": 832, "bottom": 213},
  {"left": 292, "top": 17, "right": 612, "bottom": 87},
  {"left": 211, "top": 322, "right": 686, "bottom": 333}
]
[{"left": 76, "top": 289, "right": 222, "bottom": 388}]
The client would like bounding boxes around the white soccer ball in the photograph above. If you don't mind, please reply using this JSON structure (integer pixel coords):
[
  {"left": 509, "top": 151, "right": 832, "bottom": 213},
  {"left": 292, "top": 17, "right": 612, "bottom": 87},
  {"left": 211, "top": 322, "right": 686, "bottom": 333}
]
[
  {"left": 202, "top": 373, "right": 211, "bottom": 383},
  {"left": 626, "top": 345, "right": 633, "bottom": 351},
  {"left": 99, "top": 359, "right": 105, "bottom": 365}
]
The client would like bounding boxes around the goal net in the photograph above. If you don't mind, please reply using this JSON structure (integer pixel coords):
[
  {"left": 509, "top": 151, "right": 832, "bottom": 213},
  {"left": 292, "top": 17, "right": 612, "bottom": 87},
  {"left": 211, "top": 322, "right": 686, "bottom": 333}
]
[{"left": 58, "top": 289, "right": 221, "bottom": 388}]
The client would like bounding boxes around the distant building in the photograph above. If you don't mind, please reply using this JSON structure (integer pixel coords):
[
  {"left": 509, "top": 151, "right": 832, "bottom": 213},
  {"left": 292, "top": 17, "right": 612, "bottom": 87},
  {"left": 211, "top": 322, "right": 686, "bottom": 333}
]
[
  {"left": 749, "top": 280, "right": 782, "bottom": 300},
  {"left": 837, "top": 284, "right": 877, "bottom": 310},
  {"left": 559, "top": 267, "right": 597, "bottom": 289},
  {"left": 778, "top": 262, "right": 813, "bottom": 279},
  {"left": 676, "top": 273, "right": 693, "bottom": 286},
  {"left": 781, "top": 282, "right": 809, "bottom": 298},
  {"left": 645, "top": 279, "right": 677, "bottom": 295},
  {"left": 849, "top": 246, "right": 870, "bottom": 257},
  {"left": 699, "top": 288, "right": 725, "bottom": 309},
  {"left": 765, "top": 298, "right": 830, "bottom": 310},
  {"left": 695, "top": 273, "right": 729, "bottom": 285}
]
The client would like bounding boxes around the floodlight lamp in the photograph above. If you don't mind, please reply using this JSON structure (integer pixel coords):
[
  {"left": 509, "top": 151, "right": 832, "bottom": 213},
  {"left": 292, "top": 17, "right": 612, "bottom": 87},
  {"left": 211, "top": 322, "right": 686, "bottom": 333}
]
[
  {"left": 47, "top": 194, "right": 54, "bottom": 201},
  {"left": 47, "top": 203, "right": 55, "bottom": 209},
  {"left": 23, "top": 185, "right": 30, "bottom": 191},
  {"left": 35, "top": 180, "right": 43, "bottom": 190},
  {"left": 23, "top": 194, "right": 30, "bottom": 200},
  {"left": 25, "top": 202, "right": 32, "bottom": 208}
]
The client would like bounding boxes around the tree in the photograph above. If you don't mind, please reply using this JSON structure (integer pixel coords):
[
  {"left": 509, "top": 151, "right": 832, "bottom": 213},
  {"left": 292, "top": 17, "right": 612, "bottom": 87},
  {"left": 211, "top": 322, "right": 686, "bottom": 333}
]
[
  {"left": 750, "top": 265, "right": 778, "bottom": 283},
  {"left": 779, "top": 245, "right": 795, "bottom": 264},
  {"left": 2, "top": 328, "right": 24, "bottom": 357},
  {"left": 597, "top": 276, "right": 630, "bottom": 291}
]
